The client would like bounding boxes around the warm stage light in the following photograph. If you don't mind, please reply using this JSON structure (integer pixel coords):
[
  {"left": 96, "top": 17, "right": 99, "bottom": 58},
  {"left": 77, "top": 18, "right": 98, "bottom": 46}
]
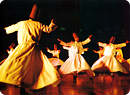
[
  {"left": 126, "top": 91, "right": 130, "bottom": 95},
  {"left": 0, "top": 0, "right": 4, "bottom": 4},
  {"left": 126, "top": 0, "right": 130, "bottom": 4}
]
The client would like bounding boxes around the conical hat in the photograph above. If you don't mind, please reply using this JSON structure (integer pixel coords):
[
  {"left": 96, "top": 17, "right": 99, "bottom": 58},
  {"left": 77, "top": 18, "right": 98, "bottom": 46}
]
[{"left": 29, "top": 4, "right": 38, "bottom": 19}]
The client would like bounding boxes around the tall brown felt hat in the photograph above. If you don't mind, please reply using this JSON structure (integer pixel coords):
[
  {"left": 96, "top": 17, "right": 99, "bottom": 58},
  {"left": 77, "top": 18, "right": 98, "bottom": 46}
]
[{"left": 29, "top": 4, "right": 38, "bottom": 19}]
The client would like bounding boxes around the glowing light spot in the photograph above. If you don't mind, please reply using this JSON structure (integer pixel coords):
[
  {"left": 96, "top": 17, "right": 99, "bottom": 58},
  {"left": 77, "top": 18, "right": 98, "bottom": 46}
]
[
  {"left": 126, "top": 0, "right": 130, "bottom": 3},
  {"left": 126, "top": 91, "right": 130, "bottom": 95},
  {"left": 0, "top": 0, "right": 4, "bottom": 4},
  {"left": 0, "top": 91, "right": 4, "bottom": 95},
  {"left": 59, "top": 27, "right": 66, "bottom": 31}
]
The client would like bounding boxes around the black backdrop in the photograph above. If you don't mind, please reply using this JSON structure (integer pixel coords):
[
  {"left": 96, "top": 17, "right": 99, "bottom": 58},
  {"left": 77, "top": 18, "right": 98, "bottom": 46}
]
[{"left": 0, "top": 0, "right": 130, "bottom": 66}]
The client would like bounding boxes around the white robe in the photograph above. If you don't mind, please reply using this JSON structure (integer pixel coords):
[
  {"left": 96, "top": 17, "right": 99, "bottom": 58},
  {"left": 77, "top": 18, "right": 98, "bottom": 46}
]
[
  {"left": 47, "top": 49, "right": 64, "bottom": 66},
  {"left": 0, "top": 19, "right": 60, "bottom": 89},
  {"left": 91, "top": 43, "right": 127, "bottom": 73},
  {"left": 60, "top": 45, "right": 91, "bottom": 74}
]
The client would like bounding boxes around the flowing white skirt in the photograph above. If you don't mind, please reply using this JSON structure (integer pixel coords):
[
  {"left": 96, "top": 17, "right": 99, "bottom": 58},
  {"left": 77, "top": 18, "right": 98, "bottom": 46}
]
[
  {"left": 49, "top": 58, "right": 64, "bottom": 67},
  {"left": 91, "top": 55, "right": 127, "bottom": 73},
  {"left": 0, "top": 43, "right": 60, "bottom": 89},
  {"left": 60, "top": 54, "right": 91, "bottom": 74}
]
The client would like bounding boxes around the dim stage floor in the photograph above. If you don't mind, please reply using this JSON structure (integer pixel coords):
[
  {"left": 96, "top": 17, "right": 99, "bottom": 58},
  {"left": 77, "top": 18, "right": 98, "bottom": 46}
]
[{"left": 0, "top": 73, "right": 130, "bottom": 95}]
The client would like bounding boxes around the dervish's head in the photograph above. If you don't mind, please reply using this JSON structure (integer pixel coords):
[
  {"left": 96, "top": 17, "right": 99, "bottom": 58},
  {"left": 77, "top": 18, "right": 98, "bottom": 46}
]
[
  {"left": 54, "top": 44, "right": 57, "bottom": 50},
  {"left": 73, "top": 32, "right": 79, "bottom": 42},
  {"left": 29, "top": 3, "right": 40, "bottom": 20},
  {"left": 109, "top": 36, "right": 115, "bottom": 43}
]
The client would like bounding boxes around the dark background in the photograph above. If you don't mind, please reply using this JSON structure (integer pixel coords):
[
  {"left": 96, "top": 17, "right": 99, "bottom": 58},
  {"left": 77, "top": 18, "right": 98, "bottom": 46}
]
[{"left": 0, "top": 0, "right": 130, "bottom": 66}]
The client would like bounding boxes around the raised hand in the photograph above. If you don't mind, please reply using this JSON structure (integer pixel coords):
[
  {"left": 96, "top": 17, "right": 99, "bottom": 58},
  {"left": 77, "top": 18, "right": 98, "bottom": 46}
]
[
  {"left": 47, "top": 19, "right": 58, "bottom": 32},
  {"left": 88, "top": 35, "right": 92, "bottom": 39},
  {"left": 98, "top": 42, "right": 102, "bottom": 44},
  {"left": 126, "top": 40, "right": 130, "bottom": 44},
  {"left": 57, "top": 38, "right": 61, "bottom": 42},
  {"left": 93, "top": 50, "right": 97, "bottom": 53},
  {"left": 84, "top": 48, "right": 88, "bottom": 51},
  {"left": 46, "top": 48, "right": 49, "bottom": 51},
  {"left": 50, "top": 19, "right": 55, "bottom": 27}
]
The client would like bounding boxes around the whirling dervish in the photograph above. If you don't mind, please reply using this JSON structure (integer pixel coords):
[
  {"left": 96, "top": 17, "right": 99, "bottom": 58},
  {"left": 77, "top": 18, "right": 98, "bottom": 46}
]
[
  {"left": 93, "top": 47, "right": 104, "bottom": 58},
  {"left": 47, "top": 44, "right": 64, "bottom": 70},
  {"left": 58, "top": 32, "right": 94, "bottom": 81},
  {"left": 91, "top": 36, "right": 128, "bottom": 74},
  {"left": 0, "top": 3, "right": 60, "bottom": 95}
]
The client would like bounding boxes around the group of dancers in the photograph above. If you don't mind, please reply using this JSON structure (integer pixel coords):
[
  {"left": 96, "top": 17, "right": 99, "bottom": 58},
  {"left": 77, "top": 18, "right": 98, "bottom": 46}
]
[
  {"left": 0, "top": 3, "right": 130, "bottom": 95},
  {"left": 47, "top": 33, "right": 130, "bottom": 78}
]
